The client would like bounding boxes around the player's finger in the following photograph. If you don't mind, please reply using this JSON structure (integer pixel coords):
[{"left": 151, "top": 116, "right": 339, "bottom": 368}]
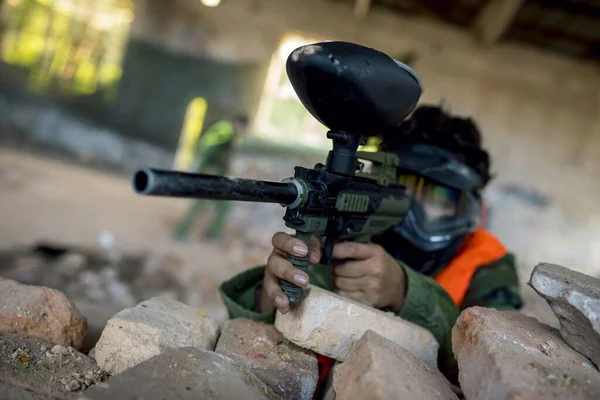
[
  {"left": 308, "top": 235, "right": 321, "bottom": 264},
  {"left": 263, "top": 268, "right": 290, "bottom": 313},
  {"left": 266, "top": 252, "right": 309, "bottom": 287},
  {"left": 333, "top": 260, "right": 368, "bottom": 278},
  {"left": 332, "top": 241, "right": 374, "bottom": 260}
]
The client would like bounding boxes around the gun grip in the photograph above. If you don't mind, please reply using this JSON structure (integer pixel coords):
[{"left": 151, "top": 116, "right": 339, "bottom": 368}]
[{"left": 280, "top": 232, "right": 312, "bottom": 305}]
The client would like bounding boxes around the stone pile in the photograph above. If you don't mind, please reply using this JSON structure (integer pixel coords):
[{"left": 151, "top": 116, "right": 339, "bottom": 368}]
[
  {"left": 0, "top": 261, "right": 599, "bottom": 399},
  {"left": 0, "top": 242, "right": 230, "bottom": 353}
]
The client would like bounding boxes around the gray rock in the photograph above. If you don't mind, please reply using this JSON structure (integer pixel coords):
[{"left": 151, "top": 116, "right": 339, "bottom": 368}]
[
  {"left": 72, "top": 300, "right": 121, "bottom": 355},
  {"left": 95, "top": 296, "right": 219, "bottom": 374},
  {"left": 453, "top": 307, "right": 600, "bottom": 400},
  {"left": 0, "top": 382, "right": 57, "bottom": 400},
  {"left": 529, "top": 262, "right": 600, "bottom": 368},
  {"left": 0, "top": 332, "right": 107, "bottom": 397},
  {"left": 78, "top": 347, "right": 282, "bottom": 399}
]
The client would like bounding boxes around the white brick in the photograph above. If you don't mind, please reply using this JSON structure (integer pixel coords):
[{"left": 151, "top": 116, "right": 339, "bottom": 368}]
[
  {"left": 274, "top": 285, "right": 438, "bottom": 368},
  {"left": 95, "top": 297, "right": 219, "bottom": 374}
]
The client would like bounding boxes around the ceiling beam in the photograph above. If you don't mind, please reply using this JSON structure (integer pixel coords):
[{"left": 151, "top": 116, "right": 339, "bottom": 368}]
[
  {"left": 472, "top": 0, "right": 526, "bottom": 45},
  {"left": 354, "top": 0, "right": 372, "bottom": 19}
]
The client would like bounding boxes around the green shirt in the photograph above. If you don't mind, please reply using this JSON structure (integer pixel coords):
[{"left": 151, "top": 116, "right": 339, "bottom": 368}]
[
  {"left": 218, "top": 250, "right": 522, "bottom": 382},
  {"left": 194, "top": 121, "right": 237, "bottom": 174}
]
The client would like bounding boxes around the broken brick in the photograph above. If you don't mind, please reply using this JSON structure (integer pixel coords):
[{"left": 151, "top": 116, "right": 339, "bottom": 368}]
[
  {"left": 274, "top": 285, "right": 438, "bottom": 367},
  {"left": 529, "top": 262, "right": 600, "bottom": 368},
  {"left": 95, "top": 296, "right": 219, "bottom": 374},
  {"left": 0, "top": 278, "right": 87, "bottom": 350},
  {"left": 215, "top": 318, "right": 318, "bottom": 400},
  {"left": 453, "top": 307, "right": 600, "bottom": 400},
  {"left": 333, "top": 330, "right": 457, "bottom": 400}
]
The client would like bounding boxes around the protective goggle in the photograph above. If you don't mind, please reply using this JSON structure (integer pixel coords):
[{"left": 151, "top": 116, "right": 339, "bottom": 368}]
[
  {"left": 398, "top": 173, "right": 467, "bottom": 223},
  {"left": 396, "top": 172, "right": 480, "bottom": 252}
]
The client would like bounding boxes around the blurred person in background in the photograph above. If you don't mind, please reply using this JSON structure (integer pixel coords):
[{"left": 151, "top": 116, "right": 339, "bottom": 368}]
[
  {"left": 217, "top": 105, "right": 523, "bottom": 389},
  {"left": 173, "top": 115, "right": 249, "bottom": 241}
]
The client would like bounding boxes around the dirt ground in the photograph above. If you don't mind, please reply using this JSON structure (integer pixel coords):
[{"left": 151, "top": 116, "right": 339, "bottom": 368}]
[{"left": 0, "top": 148, "right": 274, "bottom": 302}]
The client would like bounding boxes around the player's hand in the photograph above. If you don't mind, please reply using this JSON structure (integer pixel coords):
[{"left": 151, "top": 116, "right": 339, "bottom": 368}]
[
  {"left": 259, "top": 232, "right": 321, "bottom": 313},
  {"left": 332, "top": 242, "right": 407, "bottom": 311}
]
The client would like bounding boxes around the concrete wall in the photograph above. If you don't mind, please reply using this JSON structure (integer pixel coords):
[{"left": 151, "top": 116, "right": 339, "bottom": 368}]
[
  {"left": 130, "top": 0, "right": 600, "bottom": 277},
  {"left": 1, "top": 0, "right": 599, "bottom": 277}
]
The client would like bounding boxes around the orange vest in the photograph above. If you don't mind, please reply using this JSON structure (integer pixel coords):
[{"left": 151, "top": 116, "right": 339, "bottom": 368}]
[{"left": 434, "top": 228, "right": 507, "bottom": 306}]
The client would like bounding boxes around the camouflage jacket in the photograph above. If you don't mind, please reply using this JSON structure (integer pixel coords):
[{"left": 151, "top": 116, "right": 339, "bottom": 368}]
[
  {"left": 218, "top": 242, "right": 522, "bottom": 382},
  {"left": 193, "top": 121, "right": 237, "bottom": 173}
]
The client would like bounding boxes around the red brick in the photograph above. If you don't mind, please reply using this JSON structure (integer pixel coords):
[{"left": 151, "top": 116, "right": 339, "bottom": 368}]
[
  {"left": 215, "top": 318, "right": 318, "bottom": 400},
  {"left": 453, "top": 307, "right": 600, "bottom": 400},
  {"left": 333, "top": 330, "right": 458, "bottom": 400},
  {"left": 0, "top": 278, "right": 87, "bottom": 350}
]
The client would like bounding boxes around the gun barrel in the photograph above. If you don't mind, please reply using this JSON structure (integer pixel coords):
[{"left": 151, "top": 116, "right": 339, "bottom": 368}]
[{"left": 133, "top": 168, "right": 299, "bottom": 205}]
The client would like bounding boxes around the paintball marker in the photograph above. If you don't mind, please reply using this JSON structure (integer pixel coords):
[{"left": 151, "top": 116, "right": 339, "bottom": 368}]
[{"left": 132, "top": 41, "right": 423, "bottom": 304}]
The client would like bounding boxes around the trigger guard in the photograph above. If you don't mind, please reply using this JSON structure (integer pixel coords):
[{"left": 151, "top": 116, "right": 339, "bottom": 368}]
[{"left": 320, "top": 236, "right": 335, "bottom": 266}]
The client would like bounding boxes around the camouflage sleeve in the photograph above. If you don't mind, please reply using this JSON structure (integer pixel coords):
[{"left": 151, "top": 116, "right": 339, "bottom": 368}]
[
  {"left": 460, "top": 253, "right": 524, "bottom": 311},
  {"left": 218, "top": 266, "right": 275, "bottom": 324},
  {"left": 394, "top": 264, "right": 461, "bottom": 382},
  {"left": 218, "top": 261, "right": 461, "bottom": 378},
  {"left": 218, "top": 264, "right": 332, "bottom": 324}
]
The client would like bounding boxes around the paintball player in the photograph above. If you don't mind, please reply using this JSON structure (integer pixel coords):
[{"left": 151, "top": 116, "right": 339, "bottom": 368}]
[
  {"left": 218, "top": 105, "right": 523, "bottom": 384},
  {"left": 173, "top": 115, "right": 249, "bottom": 241}
]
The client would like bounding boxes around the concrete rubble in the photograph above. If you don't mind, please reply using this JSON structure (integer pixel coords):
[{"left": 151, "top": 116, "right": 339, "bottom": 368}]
[
  {"left": 94, "top": 296, "right": 220, "bottom": 374},
  {"left": 2, "top": 255, "right": 600, "bottom": 399},
  {"left": 78, "top": 347, "right": 282, "bottom": 400},
  {"left": 334, "top": 330, "right": 459, "bottom": 400},
  {"left": 274, "top": 285, "right": 439, "bottom": 368},
  {"left": 453, "top": 306, "right": 600, "bottom": 400},
  {"left": 0, "top": 332, "right": 107, "bottom": 398},
  {"left": 0, "top": 381, "right": 56, "bottom": 400},
  {"left": 0, "top": 278, "right": 87, "bottom": 350},
  {"left": 0, "top": 242, "right": 230, "bottom": 348},
  {"left": 529, "top": 262, "right": 600, "bottom": 368},
  {"left": 215, "top": 318, "right": 318, "bottom": 400}
]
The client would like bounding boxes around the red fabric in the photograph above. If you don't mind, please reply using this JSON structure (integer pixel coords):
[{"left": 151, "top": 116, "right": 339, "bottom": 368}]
[{"left": 314, "top": 354, "right": 335, "bottom": 399}]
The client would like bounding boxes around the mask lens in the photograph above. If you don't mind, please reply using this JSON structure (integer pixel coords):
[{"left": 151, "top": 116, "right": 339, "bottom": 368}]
[
  {"left": 421, "top": 183, "right": 461, "bottom": 221},
  {"left": 398, "top": 173, "right": 464, "bottom": 224}
]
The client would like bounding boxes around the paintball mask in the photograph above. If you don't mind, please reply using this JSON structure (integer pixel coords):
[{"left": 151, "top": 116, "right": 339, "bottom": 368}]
[{"left": 375, "top": 144, "right": 483, "bottom": 274}]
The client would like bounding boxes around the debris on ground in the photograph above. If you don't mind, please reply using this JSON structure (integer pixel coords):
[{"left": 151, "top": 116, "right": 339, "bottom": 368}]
[
  {"left": 2, "top": 231, "right": 600, "bottom": 400},
  {"left": 0, "top": 333, "right": 107, "bottom": 398}
]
